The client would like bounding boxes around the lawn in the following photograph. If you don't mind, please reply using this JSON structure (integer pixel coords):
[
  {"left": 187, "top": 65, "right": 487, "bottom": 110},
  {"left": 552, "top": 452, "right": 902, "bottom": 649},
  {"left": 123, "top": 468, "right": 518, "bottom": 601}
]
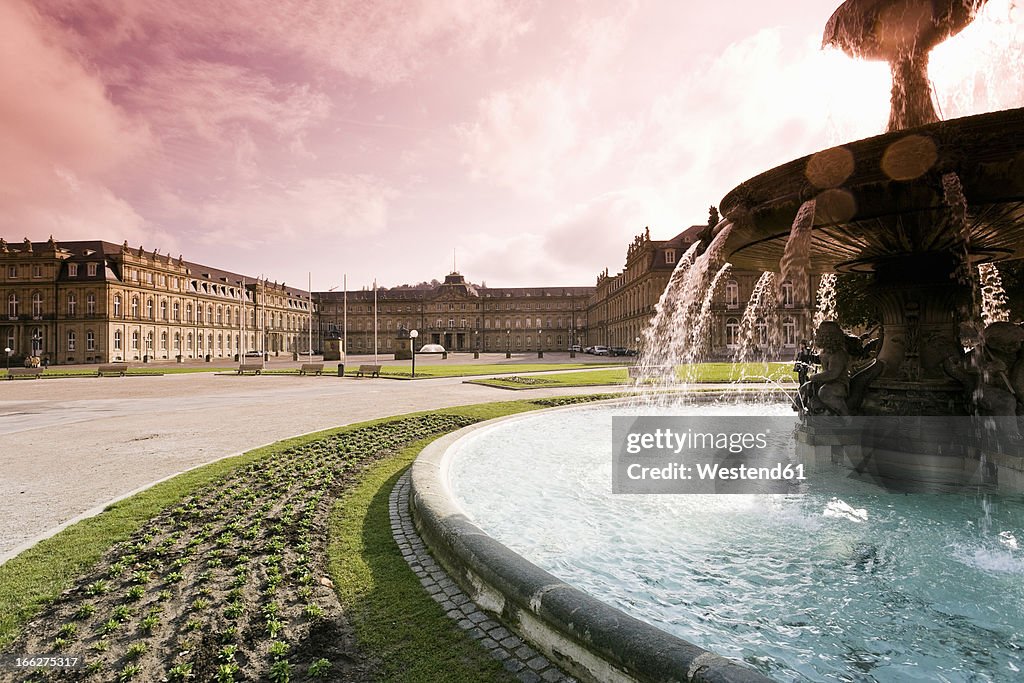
[
  {"left": 375, "top": 362, "right": 623, "bottom": 380},
  {"left": 0, "top": 396, "right": 611, "bottom": 682},
  {"left": 468, "top": 362, "right": 797, "bottom": 389}
]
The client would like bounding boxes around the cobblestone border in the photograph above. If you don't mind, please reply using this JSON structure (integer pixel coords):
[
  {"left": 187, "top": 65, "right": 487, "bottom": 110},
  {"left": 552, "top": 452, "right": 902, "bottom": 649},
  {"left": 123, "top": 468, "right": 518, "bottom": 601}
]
[{"left": 390, "top": 470, "right": 575, "bottom": 683}]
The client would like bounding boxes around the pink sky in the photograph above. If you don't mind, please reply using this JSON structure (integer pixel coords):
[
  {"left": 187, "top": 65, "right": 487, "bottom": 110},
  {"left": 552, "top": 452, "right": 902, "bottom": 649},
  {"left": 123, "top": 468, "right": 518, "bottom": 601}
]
[{"left": 2, "top": 1, "right": 1021, "bottom": 289}]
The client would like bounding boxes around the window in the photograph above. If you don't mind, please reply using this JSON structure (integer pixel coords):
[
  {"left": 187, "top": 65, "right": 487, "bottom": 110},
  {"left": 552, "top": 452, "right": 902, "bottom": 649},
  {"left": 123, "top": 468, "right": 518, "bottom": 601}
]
[
  {"left": 173, "top": 302, "right": 180, "bottom": 321},
  {"left": 86, "top": 330, "right": 95, "bottom": 351},
  {"left": 726, "top": 280, "right": 739, "bottom": 309},
  {"left": 781, "top": 281, "right": 795, "bottom": 308},
  {"left": 782, "top": 317, "right": 797, "bottom": 347},
  {"left": 32, "top": 264, "right": 42, "bottom": 278},
  {"left": 131, "top": 297, "right": 139, "bottom": 318},
  {"left": 6, "top": 330, "right": 14, "bottom": 351},
  {"left": 160, "top": 300, "right": 167, "bottom": 320},
  {"left": 7, "top": 293, "right": 17, "bottom": 318},
  {"left": 114, "top": 330, "right": 122, "bottom": 350},
  {"left": 186, "top": 303, "right": 193, "bottom": 322},
  {"left": 113, "top": 295, "right": 122, "bottom": 317},
  {"left": 67, "top": 292, "right": 77, "bottom": 316},
  {"left": 448, "top": 318, "right": 454, "bottom": 328},
  {"left": 31, "top": 328, "right": 42, "bottom": 354},
  {"left": 131, "top": 331, "right": 139, "bottom": 350},
  {"left": 207, "top": 305, "right": 213, "bottom": 324},
  {"left": 187, "top": 333, "right": 193, "bottom": 350},
  {"left": 32, "top": 292, "right": 43, "bottom": 318},
  {"left": 86, "top": 293, "right": 96, "bottom": 315},
  {"left": 8, "top": 265, "right": 17, "bottom": 279},
  {"left": 665, "top": 249, "right": 676, "bottom": 264},
  {"left": 146, "top": 298, "right": 153, "bottom": 319},
  {"left": 161, "top": 331, "right": 168, "bottom": 350},
  {"left": 87, "top": 263, "right": 97, "bottom": 277},
  {"left": 756, "top": 318, "right": 768, "bottom": 346},
  {"left": 725, "top": 317, "right": 740, "bottom": 348},
  {"left": 146, "top": 331, "right": 153, "bottom": 350},
  {"left": 68, "top": 263, "right": 78, "bottom": 277},
  {"left": 67, "top": 330, "right": 76, "bottom": 351},
  {"left": 197, "top": 305, "right": 203, "bottom": 324},
  {"left": 217, "top": 306, "right": 222, "bottom": 324}
]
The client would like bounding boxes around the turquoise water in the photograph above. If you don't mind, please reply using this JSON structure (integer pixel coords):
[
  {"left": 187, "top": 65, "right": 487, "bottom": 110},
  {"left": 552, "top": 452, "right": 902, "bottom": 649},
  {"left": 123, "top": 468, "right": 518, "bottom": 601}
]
[{"left": 448, "top": 405, "right": 1024, "bottom": 682}]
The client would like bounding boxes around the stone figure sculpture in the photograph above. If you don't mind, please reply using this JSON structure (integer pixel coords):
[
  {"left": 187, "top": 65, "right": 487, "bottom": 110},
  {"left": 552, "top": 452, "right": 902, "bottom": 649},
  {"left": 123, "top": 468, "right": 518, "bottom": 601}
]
[{"left": 946, "top": 322, "right": 1024, "bottom": 437}]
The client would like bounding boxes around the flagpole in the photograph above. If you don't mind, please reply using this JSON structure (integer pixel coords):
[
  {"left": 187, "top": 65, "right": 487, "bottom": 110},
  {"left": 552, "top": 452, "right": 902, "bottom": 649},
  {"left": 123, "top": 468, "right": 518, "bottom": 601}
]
[
  {"left": 241, "top": 277, "right": 246, "bottom": 361},
  {"left": 343, "top": 274, "right": 347, "bottom": 363},
  {"left": 308, "top": 272, "right": 313, "bottom": 363},
  {"left": 373, "top": 278, "right": 378, "bottom": 364}
]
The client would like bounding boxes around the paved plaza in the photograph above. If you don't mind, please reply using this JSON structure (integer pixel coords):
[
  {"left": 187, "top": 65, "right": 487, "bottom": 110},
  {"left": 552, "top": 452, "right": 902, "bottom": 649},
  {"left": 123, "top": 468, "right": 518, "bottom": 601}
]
[{"left": 0, "top": 354, "right": 623, "bottom": 563}]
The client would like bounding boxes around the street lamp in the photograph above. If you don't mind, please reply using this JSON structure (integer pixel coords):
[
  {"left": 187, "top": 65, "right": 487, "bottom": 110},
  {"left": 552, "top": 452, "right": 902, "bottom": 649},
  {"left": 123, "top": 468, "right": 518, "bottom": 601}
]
[
  {"left": 410, "top": 329, "right": 418, "bottom": 378},
  {"left": 635, "top": 336, "right": 641, "bottom": 357},
  {"left": 570, "top": 329, "right": 576, "bottom": 358},
  {"left": 537, "top": 328, "right": 543, "bottom": 358},
  {"left": 474, "top": 329, "right": 479, "bottom": 359},
  {"left": 4, "top": 347, "right": 11, "bottom": 371},
  {"left": 506, "top": 329, "right": 511, "bottom": 359}
]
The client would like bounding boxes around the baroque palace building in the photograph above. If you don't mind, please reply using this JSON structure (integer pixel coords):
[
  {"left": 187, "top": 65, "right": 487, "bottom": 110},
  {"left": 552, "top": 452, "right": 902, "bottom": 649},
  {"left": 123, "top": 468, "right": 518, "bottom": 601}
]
[
  {"left": 586, "top": 222, "right": 818, "bottom": 359},
  {"left": 1, "top": 238, "right": 314, "bottom": 365},
  {"left": 314, "top": 273, "right": 592, "bottom": 355}
]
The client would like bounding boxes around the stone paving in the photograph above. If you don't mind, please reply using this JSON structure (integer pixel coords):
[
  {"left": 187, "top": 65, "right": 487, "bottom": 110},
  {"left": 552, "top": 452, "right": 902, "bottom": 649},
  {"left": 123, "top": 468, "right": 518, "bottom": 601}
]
[{"left": 390, "top": 471, "right": 576, "bottom": 683}]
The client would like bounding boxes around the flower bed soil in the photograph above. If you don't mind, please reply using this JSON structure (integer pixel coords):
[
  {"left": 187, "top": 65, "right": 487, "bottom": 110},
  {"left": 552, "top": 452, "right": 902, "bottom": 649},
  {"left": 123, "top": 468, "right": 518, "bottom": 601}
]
[{"left": 1, "top": 413, "right": 477, "bottom": 683}]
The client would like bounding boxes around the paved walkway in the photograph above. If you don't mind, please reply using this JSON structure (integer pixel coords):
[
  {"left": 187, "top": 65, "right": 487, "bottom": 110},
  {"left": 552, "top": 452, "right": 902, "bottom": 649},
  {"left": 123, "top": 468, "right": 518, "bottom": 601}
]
[
  {"left": 391, "top": 472, "right": 574, "bottom": 683},
  {"left": 0, "top": 360, "right": 628, "bottom": 563}
]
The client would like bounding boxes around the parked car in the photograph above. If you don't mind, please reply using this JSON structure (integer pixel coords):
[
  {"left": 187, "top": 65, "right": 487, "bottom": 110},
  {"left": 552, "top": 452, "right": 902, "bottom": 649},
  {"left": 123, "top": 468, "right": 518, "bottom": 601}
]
[
  {"left": 609, "top": 346, "right": 628, "bottom": 356},
  {"left": 583, "top": 346, "right": 595, "bottom": 354},
  {"left": 592, "top": 345, "right": 610, "bottom": 356},
  {"left": 568, "top": 344, "right": 582, "bottom": 353},
  {"left": 624, "top": 348, "right": 639, "bottom": 356}
]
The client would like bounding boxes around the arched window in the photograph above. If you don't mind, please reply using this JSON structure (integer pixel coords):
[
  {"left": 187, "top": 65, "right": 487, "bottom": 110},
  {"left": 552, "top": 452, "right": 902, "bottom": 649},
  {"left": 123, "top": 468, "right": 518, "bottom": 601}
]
[
  {"left": 726, "top": 280, "right": 739, "bottom": 308},
  {"left": 8, "top": 293, "right": 19, "bottom": 318},
  {"left": 756, "top": 318, "right": 768, "bottom": 346},
  {"left": 67, "top": 292, "right": 77, "bottom": 316},
  {"left": 114, "top": 330, "right": 122, "bottom": 350},
  {"left": 131, "top": 297, "right": 139, "bottom": 318},
  {"left": 197, "top": 305, "right": 203, "bottom": 323},
  {"left": 160, "top": 300, "right": 168, "bottom": 320},
  {"left": 131, "top": 331, "right": 139, "bottom": 350},
  {"left": 86, "top": 293, "right": 96, "bottom": 315},
  {"left": 217, "top": 305, "right": 223, "bottom": 324},
  {"left": 207, "top": 305, "right": 213, "bottom": 323},
  {"left": 160, "top": 331, "right": 168, "bottom": 350},
  {"left": 67, "top": 330, "right": 76, "bottom": 351},
  {"left": 146, "top": 298, "right": 154, "bottom": 319},
  {"left": 173, "top": 301, "right": 180, "bottom": 321},
  {"left": 196, "top": 333, "right": 203, "bottom": 350},
  {"left": 32, "top": 292, "right": 43, "bottom": 318},
  {"left": 86, "top": 330, "right": 95, "bottom": 351},
  {"left": 187, "top": 332, "right": 193, "bottom": 350},
  {"left": 113, "top": 295, "right": 121, "bottom": 317},
  {"left": 174, "top": 332, "right": 181, "bottom": 351},
  {"left": 186, "top": 303, "right": 193, "bottom": 322},
  {"left": 146, "top": 331, "right": 153, "bottom": 350},
  {"left": 725, "top": 317, "right": 740, "bottom": 348}
]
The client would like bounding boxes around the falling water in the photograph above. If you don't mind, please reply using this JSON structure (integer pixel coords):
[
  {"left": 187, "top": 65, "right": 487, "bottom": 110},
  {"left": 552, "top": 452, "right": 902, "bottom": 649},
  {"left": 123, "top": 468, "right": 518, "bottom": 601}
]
[
  {"left": 779, "top": 199, "right": 818, "bottom": 343},
  {"left": 734, "top": 272, "right": 778, "bottom": 365},
  {"left": 813, "top": 273, "right": 838, "bottom": 330},
  {"left": 942, "top": 171, "right": 985, "bottom": 320},
  {"left": 978, "top": 263, "right": 1010, "bottom": 324},
  {"left": 634, "top": 222, "right": 734, "bottom": 395}
]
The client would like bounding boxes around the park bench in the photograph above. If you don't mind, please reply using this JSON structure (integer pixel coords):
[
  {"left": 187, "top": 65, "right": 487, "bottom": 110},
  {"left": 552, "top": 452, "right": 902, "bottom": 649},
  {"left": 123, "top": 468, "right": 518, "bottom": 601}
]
[
  {"left": 237, "top": 363, "right": 263, "bottom": 375},
  {"left": 97, "top": 363, "right": 129, "bottom": 377},
  {"left": 298, "top": 363, "right": 324, "bottom": 376},
  {"left": 354, "top": 364, "right": 382, "bottom": 378},
  {"left": 7, "top": 367, "right": 43, "bottom": 380}
]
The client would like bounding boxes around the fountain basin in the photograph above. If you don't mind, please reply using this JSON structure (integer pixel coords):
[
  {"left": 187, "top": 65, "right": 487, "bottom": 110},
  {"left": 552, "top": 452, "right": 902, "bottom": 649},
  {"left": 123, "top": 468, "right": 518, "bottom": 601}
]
[
  {"left": 414, "top": 401, "right": 1024, "bottom": 682},
  {"left": 719, "top": 108, "right": 1024, "bottom": 274}
]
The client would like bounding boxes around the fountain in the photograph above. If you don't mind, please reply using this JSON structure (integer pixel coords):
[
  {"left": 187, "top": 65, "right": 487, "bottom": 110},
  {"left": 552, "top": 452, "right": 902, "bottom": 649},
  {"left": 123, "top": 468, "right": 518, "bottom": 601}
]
[{"left": 409, "top": 3, "right": 1024, "bottom": 682}]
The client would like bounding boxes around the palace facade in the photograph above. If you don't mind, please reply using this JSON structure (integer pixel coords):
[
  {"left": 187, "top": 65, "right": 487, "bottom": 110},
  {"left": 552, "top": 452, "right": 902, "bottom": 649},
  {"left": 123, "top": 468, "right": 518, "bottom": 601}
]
[
  {"left": 314, "top": 273, "right": 591, "bottom": 355},
  {"left": 1, "top": 238, "right": 314, "bottom": 364},
  {"left": 586, "top": 224, "right": 818, "bottom": 359}
]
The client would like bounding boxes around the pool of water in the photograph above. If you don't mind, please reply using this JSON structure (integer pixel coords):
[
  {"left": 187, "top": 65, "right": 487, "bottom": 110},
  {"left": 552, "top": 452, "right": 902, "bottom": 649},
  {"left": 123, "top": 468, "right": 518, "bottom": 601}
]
[{"left": 447, "top": 403, "right": 1024, "bottom": 682}]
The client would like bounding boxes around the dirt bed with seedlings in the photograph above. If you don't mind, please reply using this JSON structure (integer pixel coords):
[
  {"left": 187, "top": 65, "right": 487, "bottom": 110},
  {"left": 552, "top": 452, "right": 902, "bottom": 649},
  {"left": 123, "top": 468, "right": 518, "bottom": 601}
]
[{"left": 1, "top": 413, "right": 477, "bottom": 683}]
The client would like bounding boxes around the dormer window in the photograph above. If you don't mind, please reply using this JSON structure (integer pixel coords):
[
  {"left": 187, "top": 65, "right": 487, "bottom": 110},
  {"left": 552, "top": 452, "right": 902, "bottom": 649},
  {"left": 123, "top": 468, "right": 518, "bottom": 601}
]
[
  {"left": 87, "top": 263, "right": 97, "bottom": 277},
  {"left": 665, "top": 249, "right": 676, "bottom": 264},
  {"left": 68, "top": 263, "right": 78, "bottom": 277}
]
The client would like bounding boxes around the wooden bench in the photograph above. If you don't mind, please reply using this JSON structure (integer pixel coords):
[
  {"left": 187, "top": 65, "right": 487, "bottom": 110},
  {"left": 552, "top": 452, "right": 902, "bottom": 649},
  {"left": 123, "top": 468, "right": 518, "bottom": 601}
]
[
  {"left": 354, "top": 364, "right": 382, "bottom": 378},
  {"left": 7, "top": 367, "right": 43, "bottom": 380},
  {"left": 299, "top": 363, "right": 324, "bottom": 376},
  {"left": 237, "top": 363, "right": 263, "bottom": 375},
  {"left": 97, "top": 363, "right": 129, "bottom": 377}
]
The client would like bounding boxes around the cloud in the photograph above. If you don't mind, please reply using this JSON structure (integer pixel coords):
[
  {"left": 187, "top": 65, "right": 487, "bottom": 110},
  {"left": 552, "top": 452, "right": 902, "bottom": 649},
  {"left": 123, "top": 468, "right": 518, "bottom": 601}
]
[
  {"left": 0, "top": 0, "right": 154, "bottom": 240},
  {"left": 169, "top": 175, "right": 398, "bottom": 249}
]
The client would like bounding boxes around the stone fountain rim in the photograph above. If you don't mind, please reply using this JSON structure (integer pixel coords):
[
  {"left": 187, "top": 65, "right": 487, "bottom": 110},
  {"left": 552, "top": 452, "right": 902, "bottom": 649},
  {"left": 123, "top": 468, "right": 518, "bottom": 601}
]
[{"left": 410, "top": 398, "right": 775, "bottom": 683}]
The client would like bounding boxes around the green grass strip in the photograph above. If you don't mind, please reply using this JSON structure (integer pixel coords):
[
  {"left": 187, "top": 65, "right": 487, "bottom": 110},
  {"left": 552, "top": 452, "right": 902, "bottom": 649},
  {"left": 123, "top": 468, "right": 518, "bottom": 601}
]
[
  {"left": 376, "top": 362, "right": 623, "bottom": 379},
  {"left": 0, "top": 398, "right": 571, "bottom": 657}
]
